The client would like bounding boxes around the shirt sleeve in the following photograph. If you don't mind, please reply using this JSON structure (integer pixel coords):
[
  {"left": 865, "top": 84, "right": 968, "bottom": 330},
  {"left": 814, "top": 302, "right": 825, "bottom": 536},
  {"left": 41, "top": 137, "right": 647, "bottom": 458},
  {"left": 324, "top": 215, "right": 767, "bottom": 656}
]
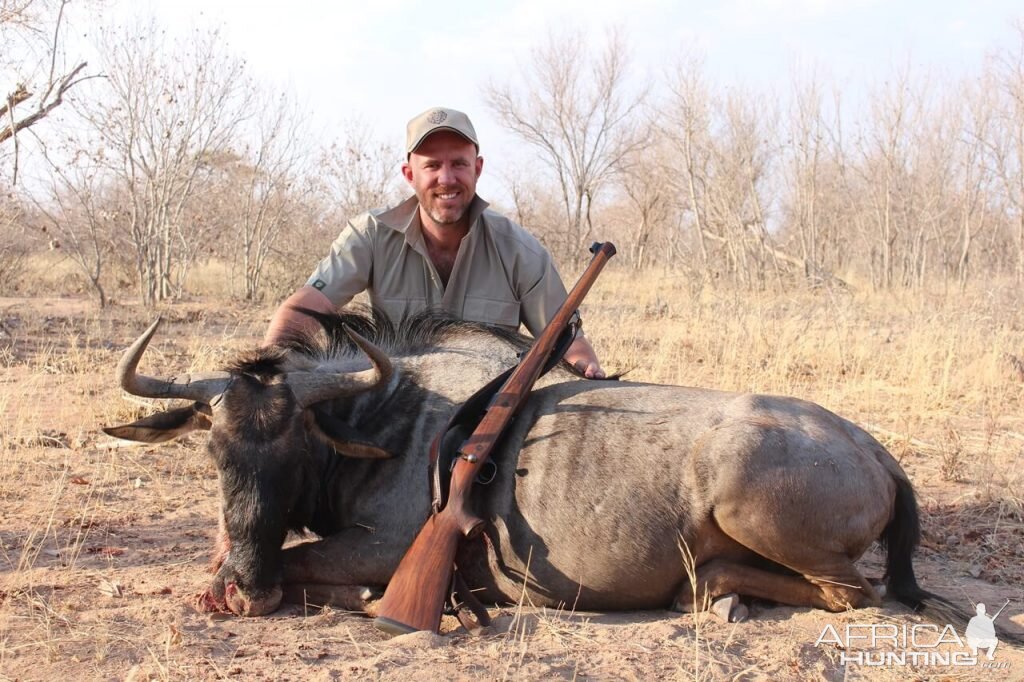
[
  {"left": 305, "top": 219, "right": 374, "bottom": 306},
  {"left": 517, "top": 247, "right": 569, "bottom": 338}
]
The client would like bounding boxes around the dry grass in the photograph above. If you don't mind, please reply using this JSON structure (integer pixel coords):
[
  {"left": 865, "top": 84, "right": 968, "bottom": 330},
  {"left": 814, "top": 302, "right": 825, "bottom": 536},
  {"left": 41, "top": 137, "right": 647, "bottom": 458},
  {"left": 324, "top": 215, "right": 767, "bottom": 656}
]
[{"left": 1, "top": 268, "right": 1023, "bottom": 679}]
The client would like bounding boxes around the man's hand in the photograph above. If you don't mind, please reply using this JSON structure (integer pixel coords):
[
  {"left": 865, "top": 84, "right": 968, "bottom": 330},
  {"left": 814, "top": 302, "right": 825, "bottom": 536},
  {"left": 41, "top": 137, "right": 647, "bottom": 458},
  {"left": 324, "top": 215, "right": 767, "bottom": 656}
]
[{"left": 563, "top": 336, "right": 605, "bottom": 379}]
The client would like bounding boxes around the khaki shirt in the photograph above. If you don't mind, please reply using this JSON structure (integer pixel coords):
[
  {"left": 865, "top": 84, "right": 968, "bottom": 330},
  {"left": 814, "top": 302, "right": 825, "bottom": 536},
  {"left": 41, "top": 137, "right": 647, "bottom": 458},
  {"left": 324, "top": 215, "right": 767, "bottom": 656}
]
[{"left": 306, "top": 195, "right": 568, "bottom": 336}]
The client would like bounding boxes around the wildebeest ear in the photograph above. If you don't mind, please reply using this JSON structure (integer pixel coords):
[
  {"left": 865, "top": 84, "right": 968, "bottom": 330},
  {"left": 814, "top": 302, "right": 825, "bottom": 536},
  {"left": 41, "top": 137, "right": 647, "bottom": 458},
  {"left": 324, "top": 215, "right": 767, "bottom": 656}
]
[
  {"left": 103, "top": 403, "right": 212, "bottom": 443},
  {"left": 310, "top": 407, "right": 393, "bottom": 459}
]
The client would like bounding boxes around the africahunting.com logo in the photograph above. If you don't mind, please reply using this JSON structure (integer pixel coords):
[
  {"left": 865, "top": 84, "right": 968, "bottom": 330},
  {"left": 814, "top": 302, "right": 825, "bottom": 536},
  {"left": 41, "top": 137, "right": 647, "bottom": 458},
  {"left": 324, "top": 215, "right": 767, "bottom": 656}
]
[{"left": 815, "top": 600, "right": 1012, "bottom": 669}]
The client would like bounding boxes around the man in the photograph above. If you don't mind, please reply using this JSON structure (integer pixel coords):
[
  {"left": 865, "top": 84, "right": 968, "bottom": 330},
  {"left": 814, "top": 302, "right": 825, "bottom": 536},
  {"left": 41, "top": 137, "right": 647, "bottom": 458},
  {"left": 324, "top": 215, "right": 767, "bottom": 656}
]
[{"left": 265, "top": 106, "right": 605, "bottom": 378}]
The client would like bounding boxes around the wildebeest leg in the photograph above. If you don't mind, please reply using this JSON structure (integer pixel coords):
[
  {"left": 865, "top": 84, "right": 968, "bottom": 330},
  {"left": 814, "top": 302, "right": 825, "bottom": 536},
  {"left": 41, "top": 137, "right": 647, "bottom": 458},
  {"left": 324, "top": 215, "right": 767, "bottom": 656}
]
[
  {"left": 278, "top": 530, "right": 392, "bottom": 614},
  {"left": 684, "top": 557, "right": 881, "bottom": 613},
  {"left": 281, "top": 584, "right": 382, "bottom": 614},
  {"left": 694, "top": 420, "right": 892, "bottom": 615},
  {"left": 708, "top": 504, "right": 885, "bottom": 612}
]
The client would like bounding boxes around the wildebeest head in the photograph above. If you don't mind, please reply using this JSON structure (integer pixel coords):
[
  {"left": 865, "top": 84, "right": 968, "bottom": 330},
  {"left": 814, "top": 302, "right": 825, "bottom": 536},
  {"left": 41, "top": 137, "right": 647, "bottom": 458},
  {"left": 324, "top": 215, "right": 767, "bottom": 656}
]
[{"left": 102, "top": 317, "right": 394, "bottom": 616}]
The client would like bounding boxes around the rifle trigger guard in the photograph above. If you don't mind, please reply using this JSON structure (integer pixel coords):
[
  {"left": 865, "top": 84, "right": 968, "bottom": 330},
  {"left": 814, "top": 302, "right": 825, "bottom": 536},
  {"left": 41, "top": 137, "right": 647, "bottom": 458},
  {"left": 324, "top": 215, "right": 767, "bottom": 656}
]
[{"left": 451, "top": 456, "right": 497, "bottom": 485}]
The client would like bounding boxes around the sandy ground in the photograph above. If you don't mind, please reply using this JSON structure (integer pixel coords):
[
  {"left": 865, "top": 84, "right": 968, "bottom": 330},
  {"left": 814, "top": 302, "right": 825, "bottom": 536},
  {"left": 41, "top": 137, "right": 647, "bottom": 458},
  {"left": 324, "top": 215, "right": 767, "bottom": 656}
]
[{"left": 1, "top": 297, "right": 1023, "bottom": 681}]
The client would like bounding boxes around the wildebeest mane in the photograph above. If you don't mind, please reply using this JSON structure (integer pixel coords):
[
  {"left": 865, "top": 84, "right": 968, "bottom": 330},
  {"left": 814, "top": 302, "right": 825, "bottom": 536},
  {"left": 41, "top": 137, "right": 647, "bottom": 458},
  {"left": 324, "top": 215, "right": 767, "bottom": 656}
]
[{"left": 282, "top": 304, "right": 531, "bottom": 359}]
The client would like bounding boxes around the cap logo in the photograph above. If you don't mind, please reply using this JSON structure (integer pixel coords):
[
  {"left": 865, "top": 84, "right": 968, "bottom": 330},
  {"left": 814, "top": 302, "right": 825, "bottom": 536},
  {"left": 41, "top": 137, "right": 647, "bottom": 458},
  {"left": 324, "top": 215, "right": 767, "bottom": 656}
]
[{"left": 427, "top": 109, "right": 448, "bottom": 124}]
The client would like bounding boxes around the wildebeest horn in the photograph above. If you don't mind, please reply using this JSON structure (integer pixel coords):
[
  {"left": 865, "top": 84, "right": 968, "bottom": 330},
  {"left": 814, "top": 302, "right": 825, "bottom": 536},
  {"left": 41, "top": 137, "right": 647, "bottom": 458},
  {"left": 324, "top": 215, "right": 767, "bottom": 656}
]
[
  {"left": 288, "top": 327, "right": 394, "bottom": 407},
  {"left": 116, "top": 317, "right": 232, "bottom": 403}
]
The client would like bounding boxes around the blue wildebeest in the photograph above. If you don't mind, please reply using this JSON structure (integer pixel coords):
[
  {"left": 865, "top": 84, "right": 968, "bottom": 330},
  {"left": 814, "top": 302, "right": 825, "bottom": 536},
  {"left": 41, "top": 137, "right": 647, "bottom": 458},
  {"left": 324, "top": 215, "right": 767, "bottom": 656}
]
[{"left": 104, "top": 308, "right": 949, "bottom": 624}]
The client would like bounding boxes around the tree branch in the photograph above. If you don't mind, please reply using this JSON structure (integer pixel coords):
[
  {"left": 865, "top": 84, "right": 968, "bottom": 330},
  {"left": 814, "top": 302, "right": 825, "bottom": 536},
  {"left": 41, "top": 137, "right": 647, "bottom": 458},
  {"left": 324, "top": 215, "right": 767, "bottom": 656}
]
[{"left": 0, "top": 60, "right": 88, "bottom": 145}]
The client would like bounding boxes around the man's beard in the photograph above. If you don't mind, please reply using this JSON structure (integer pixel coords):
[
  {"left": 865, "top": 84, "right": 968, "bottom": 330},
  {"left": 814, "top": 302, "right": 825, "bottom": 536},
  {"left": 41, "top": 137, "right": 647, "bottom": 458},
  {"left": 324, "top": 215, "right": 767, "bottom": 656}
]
[
  {"left": 425, "top": 190, "right": 471, "bottom": 226},
  {"left": 427, "top": 204, "right": 469, "bottom": 225}
]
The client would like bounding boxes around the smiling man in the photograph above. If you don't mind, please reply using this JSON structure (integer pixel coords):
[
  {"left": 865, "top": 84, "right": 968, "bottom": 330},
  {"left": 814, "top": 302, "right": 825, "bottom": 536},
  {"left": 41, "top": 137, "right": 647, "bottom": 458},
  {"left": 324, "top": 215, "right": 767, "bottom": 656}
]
[{"left": 265, "top": 106, "right": 604, "bottom": 377}]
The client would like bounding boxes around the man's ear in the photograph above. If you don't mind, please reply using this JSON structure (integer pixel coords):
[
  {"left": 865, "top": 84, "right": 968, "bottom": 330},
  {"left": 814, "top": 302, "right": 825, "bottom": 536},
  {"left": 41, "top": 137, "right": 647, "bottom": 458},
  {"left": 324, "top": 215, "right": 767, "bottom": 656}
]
[
  {"left": 309, "top": 407, "right": 392, "bottom": 459},
  {"left": 102, "top": 403, "right": 212, "bottom": 443},
  {"left": 401, "top": 161, "right": 414, "bottom": 185}
]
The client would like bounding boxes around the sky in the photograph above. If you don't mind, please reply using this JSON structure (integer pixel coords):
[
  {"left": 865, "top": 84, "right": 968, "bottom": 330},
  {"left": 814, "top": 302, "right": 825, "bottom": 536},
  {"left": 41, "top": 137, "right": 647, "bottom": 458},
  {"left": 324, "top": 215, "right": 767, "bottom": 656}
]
[{"left": 36, "top": 0, "right": 1024, "bottom": 201}]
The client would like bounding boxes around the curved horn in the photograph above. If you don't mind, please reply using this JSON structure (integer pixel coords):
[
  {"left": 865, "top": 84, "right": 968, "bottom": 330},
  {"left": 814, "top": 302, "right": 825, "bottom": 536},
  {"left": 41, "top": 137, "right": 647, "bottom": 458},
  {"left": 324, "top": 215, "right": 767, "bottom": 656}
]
[
  {"left": 288, "top": 327, "right": 394, "bottom": 407},
  {"left": 116, "top": 317, "right": 232, "bottom": 403}
]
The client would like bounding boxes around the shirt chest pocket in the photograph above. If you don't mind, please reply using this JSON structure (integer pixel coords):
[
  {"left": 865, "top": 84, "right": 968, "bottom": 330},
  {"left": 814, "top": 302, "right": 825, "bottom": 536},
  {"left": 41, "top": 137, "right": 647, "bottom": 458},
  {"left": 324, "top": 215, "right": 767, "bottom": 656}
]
[
  {"left": 376, "top": 296, "right": 427, "bottom": 324},
  {"left": 462, "top": 296, "right": 521, "bottom": 329}
]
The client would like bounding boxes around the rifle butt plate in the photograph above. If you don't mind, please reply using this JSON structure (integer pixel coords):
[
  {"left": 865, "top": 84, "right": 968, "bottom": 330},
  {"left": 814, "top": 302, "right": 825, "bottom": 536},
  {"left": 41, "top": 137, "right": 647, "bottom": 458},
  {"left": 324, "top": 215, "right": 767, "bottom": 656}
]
[{"left": 374, "top": 615, "right": 425, "bottom": 636}]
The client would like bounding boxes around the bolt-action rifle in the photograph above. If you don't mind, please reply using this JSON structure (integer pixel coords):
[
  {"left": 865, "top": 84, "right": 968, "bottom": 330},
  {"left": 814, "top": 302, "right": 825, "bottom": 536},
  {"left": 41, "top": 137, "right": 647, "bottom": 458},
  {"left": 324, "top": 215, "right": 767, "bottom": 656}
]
[{"left": 374, "top": 242, "right": 617, "bottom": 635}]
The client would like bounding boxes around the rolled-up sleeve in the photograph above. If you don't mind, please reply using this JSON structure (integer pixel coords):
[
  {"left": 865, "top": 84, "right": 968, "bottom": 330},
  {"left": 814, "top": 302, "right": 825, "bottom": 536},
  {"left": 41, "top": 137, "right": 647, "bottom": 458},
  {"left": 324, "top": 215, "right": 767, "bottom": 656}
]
[
  {"left": 305, "top": 219, "right": 374, "bottom": 306},
  {"left": 517, "top": 249, "right": 569, "bottom": 338}
]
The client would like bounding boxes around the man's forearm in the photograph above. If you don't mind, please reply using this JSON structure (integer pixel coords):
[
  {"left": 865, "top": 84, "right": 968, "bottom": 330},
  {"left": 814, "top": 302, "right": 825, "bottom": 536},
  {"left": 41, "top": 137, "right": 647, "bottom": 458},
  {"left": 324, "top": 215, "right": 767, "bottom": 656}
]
[{"left": 263, "top": 286, "right": 336, "bottom": 346}]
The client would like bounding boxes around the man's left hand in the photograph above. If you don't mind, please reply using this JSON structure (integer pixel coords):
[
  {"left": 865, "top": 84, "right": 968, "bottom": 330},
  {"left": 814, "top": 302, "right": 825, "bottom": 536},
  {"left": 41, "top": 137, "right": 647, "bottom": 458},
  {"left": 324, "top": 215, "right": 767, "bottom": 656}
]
[{"left": 564, "top": 337, "right": 606, "bottom": 379}]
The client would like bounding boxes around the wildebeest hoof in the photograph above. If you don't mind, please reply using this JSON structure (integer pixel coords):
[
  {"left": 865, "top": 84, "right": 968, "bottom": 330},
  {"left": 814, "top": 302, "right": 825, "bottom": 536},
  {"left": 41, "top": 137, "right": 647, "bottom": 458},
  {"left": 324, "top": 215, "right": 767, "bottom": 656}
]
[
  {"left": 710, "top": 593, "right": 747, "bottom": 623},
  {"left": 670, "top": 595, "right": 695, "bottom": 613}
]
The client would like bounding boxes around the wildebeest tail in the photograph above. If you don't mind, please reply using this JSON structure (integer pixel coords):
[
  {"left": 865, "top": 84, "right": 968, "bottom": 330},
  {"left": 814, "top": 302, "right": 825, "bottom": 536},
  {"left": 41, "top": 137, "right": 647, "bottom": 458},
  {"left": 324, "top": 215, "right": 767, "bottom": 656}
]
[
  {"left": 881, "top": 474, "right": 924, "bottom": 604},
  {"left": 882, "top": 474, "right": 1024, "bottom": 644},
  {"left": 882, "top": 474, "right": 965, "bottom": 624}
]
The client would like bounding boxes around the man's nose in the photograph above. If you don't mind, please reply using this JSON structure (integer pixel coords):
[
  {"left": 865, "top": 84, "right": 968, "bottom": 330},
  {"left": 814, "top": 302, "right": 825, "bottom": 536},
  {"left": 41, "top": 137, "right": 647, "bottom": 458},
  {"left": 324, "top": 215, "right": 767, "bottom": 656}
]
[{"left": 438, "top": 163, "right": 457, "bottom": 185}]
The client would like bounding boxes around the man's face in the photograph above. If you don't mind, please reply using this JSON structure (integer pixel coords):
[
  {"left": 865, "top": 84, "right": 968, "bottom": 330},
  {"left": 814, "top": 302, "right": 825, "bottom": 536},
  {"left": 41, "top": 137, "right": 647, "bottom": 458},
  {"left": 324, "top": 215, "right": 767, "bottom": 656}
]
[{"left": 402, "top": 131, "right": 483, "bottom": 229}]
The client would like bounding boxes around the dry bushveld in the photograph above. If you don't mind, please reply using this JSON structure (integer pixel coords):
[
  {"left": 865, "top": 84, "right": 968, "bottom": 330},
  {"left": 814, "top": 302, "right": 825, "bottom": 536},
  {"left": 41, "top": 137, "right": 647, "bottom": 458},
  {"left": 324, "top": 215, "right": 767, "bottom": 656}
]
[
  {"left": 5, "top": 2, "right": 1024, "bottom": 679},
  {"left": 0, "top": 267, "right": 1022, "bottom": 681}
]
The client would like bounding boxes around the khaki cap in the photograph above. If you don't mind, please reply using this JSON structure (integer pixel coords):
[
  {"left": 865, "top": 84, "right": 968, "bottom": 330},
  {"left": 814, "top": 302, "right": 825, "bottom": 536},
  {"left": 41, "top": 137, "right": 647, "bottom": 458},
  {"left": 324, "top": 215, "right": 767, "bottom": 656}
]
[{"left": 406, "top": 107, "right": 479, "bottom": 155}]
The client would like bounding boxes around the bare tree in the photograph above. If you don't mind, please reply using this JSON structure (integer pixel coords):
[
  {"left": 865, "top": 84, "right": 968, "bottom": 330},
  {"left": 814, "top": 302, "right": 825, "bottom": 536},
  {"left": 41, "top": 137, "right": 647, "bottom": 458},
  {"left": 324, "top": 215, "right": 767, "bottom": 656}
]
[
  {"left": 1, "top": 0, "right": 91, "bottom": 182},
  {"left": 31, "top": 141, "right": 113, "bottom": 306},
  {"left": 850, "top": 66, "right": 924, "bottom": 289},
  {"left": 780, "top": 70, "right": 853, "bottom": 284},
  {"left": 663, "top": 57, "right": 788, "bottom": 288},
  {"left": 73, "top": 20, "right": 252, "bottom": 304},
  {"left": 619, "top": 125, "right": 671, "bottom": 269},
  {"left": 200, "top": 91, "right": 313, "bottom": 301},
  {"left": 318, "top": 119, "right": 402, "bottom": 224},
  {"left": 662, "top": 55, "right": 714, "bottom": 270},
  {"left": 491, "top": 161, "right": 568, "bottom": 259},
  {"left": 486, "top": 28, "right": 648, "bottom": 261},
  {"left": 924, "top": 78, "right": 995, "bottom": 291},
  {"left": 708, "top": 92, "right": 784, "bottom": 288}
]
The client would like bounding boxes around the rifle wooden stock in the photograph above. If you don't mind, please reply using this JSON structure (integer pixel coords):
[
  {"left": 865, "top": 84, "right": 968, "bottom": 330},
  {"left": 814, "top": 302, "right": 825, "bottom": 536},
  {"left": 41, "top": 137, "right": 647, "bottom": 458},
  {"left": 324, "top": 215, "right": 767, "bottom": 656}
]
[{"left": 374, "top": 242, "right": 616, "bottom": 635}]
